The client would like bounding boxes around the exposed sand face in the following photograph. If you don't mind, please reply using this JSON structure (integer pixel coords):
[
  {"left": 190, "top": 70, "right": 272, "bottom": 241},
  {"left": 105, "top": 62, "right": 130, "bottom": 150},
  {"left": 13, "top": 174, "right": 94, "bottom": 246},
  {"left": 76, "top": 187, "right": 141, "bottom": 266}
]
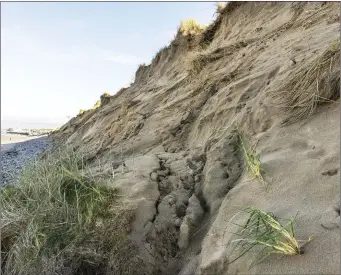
[
  {"left": 39, "top": 2, "right": 341, "bottom": 274},
  {"left": 199, "top": 104, "right": 340, "bottom": 275}
]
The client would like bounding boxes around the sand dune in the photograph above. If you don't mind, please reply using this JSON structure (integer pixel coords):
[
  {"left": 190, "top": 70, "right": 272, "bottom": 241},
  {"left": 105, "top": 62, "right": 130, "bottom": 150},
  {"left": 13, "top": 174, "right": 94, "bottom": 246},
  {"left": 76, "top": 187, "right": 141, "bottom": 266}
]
[{"left": 5, "top": 2, "right": 340, "bottom": 274}]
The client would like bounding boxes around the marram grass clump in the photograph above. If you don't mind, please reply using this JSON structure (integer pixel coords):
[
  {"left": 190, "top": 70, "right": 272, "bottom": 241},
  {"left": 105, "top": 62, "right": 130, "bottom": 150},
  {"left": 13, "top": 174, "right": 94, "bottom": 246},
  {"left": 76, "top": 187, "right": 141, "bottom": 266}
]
[
  {"left": 238, "top": 132, "right": 265, "bottom": 184},
  {"left": 228, "top": 207, "right": 312, "bottom": 268},
  {"left": 101, "top": 92, "right": 111, "bottom": 98},
  {"left": 1, "top": 147, "right": 135, "bottom": 275},
  {"left": 179, "top": 19, "right": 206, "bottom": 36},
  {"left": 78, "top": 109, "right": 86, "bottom": 115},
  {"left": 215, "top": 2, "right": 227, "bottom": 14},
  {"left": 92, "top": 99, "right": 102, "bottom": 110},
  {"left": 77, "top": 93, "right": 112, "bottom": 115},
  {"left": 279, "top": 37, "right": 340, "bottom": 125}
]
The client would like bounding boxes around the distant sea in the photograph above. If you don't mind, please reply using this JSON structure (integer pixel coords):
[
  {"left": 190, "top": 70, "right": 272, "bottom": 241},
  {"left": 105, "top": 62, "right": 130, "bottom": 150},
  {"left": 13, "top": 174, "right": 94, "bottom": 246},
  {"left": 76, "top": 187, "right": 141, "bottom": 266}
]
[{"left": 1, "top": 120, "right": 65, "bottom": 131}]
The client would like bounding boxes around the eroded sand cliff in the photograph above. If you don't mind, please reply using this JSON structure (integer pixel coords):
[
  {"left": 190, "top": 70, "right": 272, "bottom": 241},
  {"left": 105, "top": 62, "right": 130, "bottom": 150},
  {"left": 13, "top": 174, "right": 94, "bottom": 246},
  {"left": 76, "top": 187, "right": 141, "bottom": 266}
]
[{"left": 51, "top": 2, "right": 340, "bottom": 274}]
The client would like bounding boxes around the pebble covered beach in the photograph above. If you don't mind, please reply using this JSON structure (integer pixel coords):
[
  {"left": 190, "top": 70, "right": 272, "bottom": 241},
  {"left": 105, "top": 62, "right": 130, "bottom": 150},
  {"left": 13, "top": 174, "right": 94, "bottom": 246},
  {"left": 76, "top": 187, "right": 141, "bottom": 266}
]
[{"left": 1, "top": 135, "right": 51, "bottom": 186}]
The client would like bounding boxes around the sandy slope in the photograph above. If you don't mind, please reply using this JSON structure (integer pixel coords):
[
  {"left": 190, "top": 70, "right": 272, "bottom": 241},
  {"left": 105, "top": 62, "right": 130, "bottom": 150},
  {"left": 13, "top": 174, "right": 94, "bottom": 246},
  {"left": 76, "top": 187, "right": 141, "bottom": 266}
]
[
  {"left": 199, "top": 104, "right": 340, "bottom": 275},
  {"left": 50, "top": 2, "right": 340, "bottom": 275}
]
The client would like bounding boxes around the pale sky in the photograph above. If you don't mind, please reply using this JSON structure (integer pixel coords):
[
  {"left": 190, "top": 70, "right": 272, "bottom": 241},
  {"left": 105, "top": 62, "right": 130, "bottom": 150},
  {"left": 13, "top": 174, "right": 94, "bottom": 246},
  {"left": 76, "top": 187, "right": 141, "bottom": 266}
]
[{"left": 1, "top": 2, "right": 217, "bottom": 128}]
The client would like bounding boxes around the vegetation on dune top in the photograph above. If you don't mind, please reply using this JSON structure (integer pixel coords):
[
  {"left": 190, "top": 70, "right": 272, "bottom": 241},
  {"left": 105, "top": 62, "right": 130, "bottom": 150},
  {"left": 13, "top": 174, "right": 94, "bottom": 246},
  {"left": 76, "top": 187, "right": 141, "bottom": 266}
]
[
  {"left": 92, "top": 99, "right": 102, "bottom": 110},
  {"left": 179, "top": 19, "right": 206, "bottom": 36},
  {"left": 101, "top": 92, "right": 111, "bottom": 98},
  {"left": 78, "top": 108, "right": 86, "bottom": 115},
  {"left": 77, "top": 92, "right": 112, "bottom": 116},
  {"left": 215, "top": 2, "right": 227, "bottom": 14}
]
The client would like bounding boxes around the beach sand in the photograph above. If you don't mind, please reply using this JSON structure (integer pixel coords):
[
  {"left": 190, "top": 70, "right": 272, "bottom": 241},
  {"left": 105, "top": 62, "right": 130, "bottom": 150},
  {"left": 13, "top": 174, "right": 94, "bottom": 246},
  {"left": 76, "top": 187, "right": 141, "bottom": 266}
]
[{"left": 1, "top": 134, "right": 43, "bottom": 152}]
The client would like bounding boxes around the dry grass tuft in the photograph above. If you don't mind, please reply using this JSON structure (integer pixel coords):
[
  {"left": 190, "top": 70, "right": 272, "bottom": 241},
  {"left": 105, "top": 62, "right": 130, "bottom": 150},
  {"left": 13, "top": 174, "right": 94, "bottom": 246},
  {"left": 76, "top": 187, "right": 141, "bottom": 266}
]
[
  {"left": 92, "top": 99, "right": 102, "bottom": 110},
  {"left": 99, "top": 93, "right": 112, "bottom": 106},
  {"left": 237, "top": 132, "right": 265, "bottom": 185},
  {"left": 50, "top": 127, "right": 60, "bottom": 134},
  {"left": 153, "top": 46, "right": 168, "bottom": 63},
  {"left": 79, "top": 93, "right": 112, "bottom": 114},
  {"left": 279, "top": 38, "right": 340, "bottom": 125},
  {"left": 179, "top": 19, "right": 206, "bottom": 36},
  {"left": 184, "top": 49, "right": 209, "bottom": 79},
  {"left": 102, "top": 92, "right": 111, "bottom": 98},
  {"left": 228, "top": 207, "right": 312, "bottom": 268},
  {"left": 1, "top": 147, "right": 138, "bottom": 275},
  {"left": 216, "top": 2, "right": 228, "bottom": 14},
  {"left": 78, "top": 109, "right": 86, "bottom": 115}
]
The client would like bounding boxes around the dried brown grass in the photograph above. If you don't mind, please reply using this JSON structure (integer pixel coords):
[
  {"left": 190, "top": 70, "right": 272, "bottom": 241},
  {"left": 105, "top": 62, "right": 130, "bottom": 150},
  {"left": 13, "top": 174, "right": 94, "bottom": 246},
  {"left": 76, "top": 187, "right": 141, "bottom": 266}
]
[
  {"left": 179, "top": 19, "right": 206, "bottom": 36},
  {"left": 279, "top": 38, "right": 340, "bottom": 125},
  {"left": 215, "top": 2, "right": 228, "bottom": 15},
  {"left": 184, "top": 49, "right": 209, "bottom": 79}
]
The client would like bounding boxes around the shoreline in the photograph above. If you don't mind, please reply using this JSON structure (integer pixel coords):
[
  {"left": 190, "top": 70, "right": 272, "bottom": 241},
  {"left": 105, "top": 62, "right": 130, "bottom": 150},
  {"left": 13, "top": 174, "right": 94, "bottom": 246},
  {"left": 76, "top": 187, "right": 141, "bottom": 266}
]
[
  {"left": 1, "top": 134, "right": 48, "bottom": 153},
  {"left": 1, "top": 134, "right": 50, "bottom": 186},
  {"left": 2, "top": 130, "right": 53, "bottom": 137}
]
